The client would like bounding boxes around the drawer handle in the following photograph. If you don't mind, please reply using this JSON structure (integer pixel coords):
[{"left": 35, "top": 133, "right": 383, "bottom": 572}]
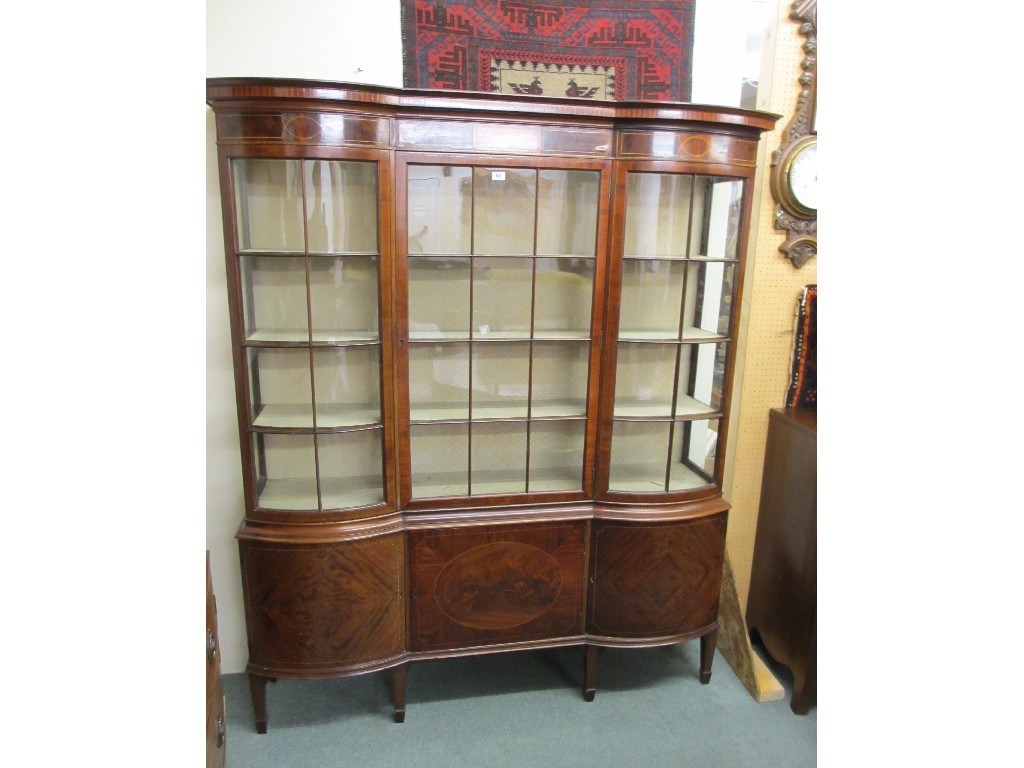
[
  {"left": 207, "top": 629, "right": 217, "bottom": 664},
  {"left": 216, "top": 714, "right": 225, "bottom": 748}
]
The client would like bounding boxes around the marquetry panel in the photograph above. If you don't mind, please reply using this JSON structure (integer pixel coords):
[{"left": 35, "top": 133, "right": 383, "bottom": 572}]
[
  {"left": 216, "top": 111, "right": 390, "bottom": 147},
  {"left": 616, "top": 130, "right": 759, "bottom": 166},
  {"left": 240, "top": 536, "right": 404, "bottom": 670},
  {"left": 396, "top": 117, "right": 613, "bottom": 157},
  {"left": 409, "top": 522, "right": 586, "bottom": 651},
  {"left": 588, "top": 514, "right": 726, "bottom": 637}
]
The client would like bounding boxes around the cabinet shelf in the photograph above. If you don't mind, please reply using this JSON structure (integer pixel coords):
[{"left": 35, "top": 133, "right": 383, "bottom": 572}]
[
  {"left": 246, "top": 330, "right": 380, "bottom": 345},
  {"left": 613, "top": 396, "right": 719, "bottom": 420},
  {"left": 409, "top": 331, "right": 590, "bottom": 342},
  {"left": 409, "top": 400, "right": 587, "bottom": 423},
  {"left": 256, "top": 476, "right": 385, "bottom": 511},
  {"left": 605, "top": 463, "right": 713, "bottom": 493},
  {"left": 616, "top": 330, "right": 727, "bottom": 343},
  {"left": 238, "top": 250, "right": 381, "bottom": 258},
  {"left": 253, "top": 405, "right": 382, "bottom": 430}
]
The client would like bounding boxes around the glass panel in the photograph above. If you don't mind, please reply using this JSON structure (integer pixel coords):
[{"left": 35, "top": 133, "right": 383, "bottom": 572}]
[
  {"left": 613, "top": 343, "right": 677, "bottom": 418},
  {"left": 312, "top": 347, "right": 382, "bottom": 428},
  {"left": 410, "top": 423, "right": 469, "bottom": 498},
  {"left": 308, "top": 256, "right": 379, "bottom": 343},
  {"left": 533, "top": 258, "right": 593, "bottom": 339},
  {"left": 682, "top": 261, "right": 736, "bottom": 339},
  {"left": 473, "top": 258, "right": 532, "bottom": 339},
  {"left": 247, "top": 348, "right": 313, "bottom": 428},
  {"left": 689, "top": 177, "right": 744, "bottom": 260},
  {"left": 676, "top": 343, "right": 726, "bottom": 416},
  {"left": 408, "top": 257, "right": 471, "bottom": 339},
  {"left": 408, "top": 343, "right": 469, "bottom": 421},
  {"left": 407, "top": 165, "right": 472, "bottom": 255},
  {"left": 608, "top": 421, "right": 670, "bottom": 493},
  {"left": 536, "top": 170, "right": 599, "bottom": 256},
  {"left": 233, "top": 159, "right": 304, "bottom": 252},
  {"left": 618, "top": 259, "right": 684, "bottom": 340},
  {"left": 240, "top": 256, "right": 309, "bottom": 342},
  {"left": 622, "top": 173, "right": 694, "bottom": 258},
  {"left": 472, "top": 422, "right": 528, "bottom": 495},
  {"left": 473, "top": 167, "right": 536, "bottom": 255},
  {"left": 668, "top": 419, "right": 718, "bottom": 490},
  {"left": 305, "top": 160, "right": 378, "bottom": 254},
  {"left": 472, "top": 342, "right": 530, "bottom": 419},
  {"left": 316, "top": 428, "right": 386, "bottom": 509},
  {"left": 531, "top": 341, "right": 589, "bottom": 418},
  {"left": 529, "top": 420, "right": 585, "bottom": 492},
  {"left": 253, "top": 433, "right": 318, "bottom": 510}
]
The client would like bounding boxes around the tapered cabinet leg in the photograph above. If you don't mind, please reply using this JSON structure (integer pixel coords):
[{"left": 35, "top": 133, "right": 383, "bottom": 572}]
[
  {"left": 392, "top": 663, "right": 408, "bottom": 723},
  {"left": 699, "top": 629, "right": 718, "bottom": 684},
  {"left": 584, "top": 645, "right": 599, "bottom": 701},
  {"left": 248, "top": 673, "right": 269, "bottom": 734}
]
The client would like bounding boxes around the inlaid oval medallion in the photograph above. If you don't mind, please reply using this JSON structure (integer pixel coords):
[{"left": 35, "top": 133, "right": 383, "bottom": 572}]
[
  {"left": 435, "top": 542, "right": 562, "bottom": 630},
  {"left": 680, "top": 134, "right": 711, "bottom": 159},
  {"left": 282, "top": 114, "right": 323, "bottom": 142}
]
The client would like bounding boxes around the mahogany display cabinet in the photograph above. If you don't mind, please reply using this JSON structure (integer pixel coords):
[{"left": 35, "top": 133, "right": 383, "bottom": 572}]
[{"left": 207, "top": 78, "right": 778, "bottom": 732}]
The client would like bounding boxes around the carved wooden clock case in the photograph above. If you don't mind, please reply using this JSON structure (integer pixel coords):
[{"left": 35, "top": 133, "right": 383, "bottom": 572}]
[
  {"left": 770, "top": 0, "right": 817, "bottom": 268},
  {"left": 207, "top": 78, "right": 778, "bottom": 732}
]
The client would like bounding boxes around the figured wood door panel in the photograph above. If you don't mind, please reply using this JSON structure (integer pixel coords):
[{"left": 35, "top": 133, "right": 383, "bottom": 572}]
[
  {"left": 588, "top": 514, "right": 726, "bottom": 637},
  {"left": 409, "top": 523, "right": 586, "bottom": 651},
  {"left": 241, "top": 536, "right": 404, "bottom": 671}
]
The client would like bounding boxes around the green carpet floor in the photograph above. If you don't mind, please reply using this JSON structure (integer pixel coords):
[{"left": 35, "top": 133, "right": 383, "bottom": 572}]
[{"left": 220, "top": 644, "right": 815, "bottom": 767}]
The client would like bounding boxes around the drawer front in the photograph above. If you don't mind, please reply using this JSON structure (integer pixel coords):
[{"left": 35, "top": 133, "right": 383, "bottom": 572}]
[
  {"left": 410, "top": 522, "right": 586, "bottom": 652},
  {"left": 588, "top": 514, "right": 726, "bottom": 638},
  {"left": 206, "top": 553, "right": 220, "bottom": 704},
  {"left": 241, "top": 535, "right": 405, "bottom": 671},
  {"left": 205, "top": 679, "right": 226, "bottom": 768}
]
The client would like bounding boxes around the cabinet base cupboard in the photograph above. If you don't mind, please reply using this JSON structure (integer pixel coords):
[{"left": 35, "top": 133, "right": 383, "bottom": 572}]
[{"left": 207, "top": 79, "right": 778, "bottom": 732}]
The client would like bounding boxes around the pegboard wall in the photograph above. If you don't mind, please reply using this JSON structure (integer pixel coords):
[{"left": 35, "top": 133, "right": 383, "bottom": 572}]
[{"left": 722, "top": 0, "right": 817, "bottom": 613}]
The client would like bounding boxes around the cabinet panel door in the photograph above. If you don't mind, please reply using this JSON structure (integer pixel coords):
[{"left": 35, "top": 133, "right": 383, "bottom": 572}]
[
  {"left": 409, "top": 523, "right": 586, "bottom": 651},
  {"left": 588, "top": 514, "right": 726, "bottom": 637},
  {"left": 240, "top": 537, "right": 404, "bottom": 672}
]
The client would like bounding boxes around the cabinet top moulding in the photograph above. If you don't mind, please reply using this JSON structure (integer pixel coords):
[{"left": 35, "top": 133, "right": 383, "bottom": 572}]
[{"left": 206, "top": 78, "right": 780, "bottom": 134}]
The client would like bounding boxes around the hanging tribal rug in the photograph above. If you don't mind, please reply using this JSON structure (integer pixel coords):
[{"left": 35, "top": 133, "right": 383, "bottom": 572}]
[
  {"left": 401, "top": 0, "right": 696, "bottom": 101},
  {"left": 785, "top": 284, "right": 817, "bottom": 410}
]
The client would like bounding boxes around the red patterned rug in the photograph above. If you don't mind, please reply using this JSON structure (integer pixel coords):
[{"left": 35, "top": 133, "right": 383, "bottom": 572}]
[{"left": 401, "top": 1, "right": 696, "bottom": 101}]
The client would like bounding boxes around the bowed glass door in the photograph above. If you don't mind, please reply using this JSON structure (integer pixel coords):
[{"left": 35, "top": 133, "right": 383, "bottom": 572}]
[{"left": 606, "top": 170, "right": 745, "bottom": 494}]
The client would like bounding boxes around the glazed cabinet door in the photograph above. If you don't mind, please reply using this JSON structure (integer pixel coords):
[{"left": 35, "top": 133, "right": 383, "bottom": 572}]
[
  {"left": 395, "top": 156, "right": 609, "bottom": 506},
  {"left": 225, "top": 150, "right": 397, "bottom": 518},
  {"left": 598, "top": 165, "right": 752, "bottom": 498}
]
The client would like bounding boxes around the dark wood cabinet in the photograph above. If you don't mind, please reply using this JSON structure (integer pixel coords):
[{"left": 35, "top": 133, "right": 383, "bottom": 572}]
[
  {"left": 746, "top": 407, "right": 817, "bottom": 714},
  {"left": 206, "top": 552, "right": 226, "bottom": 768},
  {"left": 207, "top": 78, "right": 778, "bottom": 731}
]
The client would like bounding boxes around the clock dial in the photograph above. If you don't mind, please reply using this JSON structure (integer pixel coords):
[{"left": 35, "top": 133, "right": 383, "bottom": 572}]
[{"left": 788, "top": 141, "right": 817, "bottom": 212}]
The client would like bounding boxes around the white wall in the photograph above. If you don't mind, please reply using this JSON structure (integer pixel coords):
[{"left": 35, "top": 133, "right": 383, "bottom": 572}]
[
  {"left": 206, "top": 0, "right": 780, "bottom": 674},
  {"left": 207, "top": 0, "right": 403, "bottom": 83}
]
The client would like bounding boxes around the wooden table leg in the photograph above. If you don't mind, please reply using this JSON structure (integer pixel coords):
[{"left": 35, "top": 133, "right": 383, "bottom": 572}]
[
  {"left": 584, "top": 645, "right": 599, "bottom": 702},
  {"left": 699, "top": 629, "right": 717, "bottom": 685},
  {"left": 248, "top": 672, "right": 268, "bottom": 734},
  {"left": 392, "top": 663, "right": 408, "bottom": 723}
]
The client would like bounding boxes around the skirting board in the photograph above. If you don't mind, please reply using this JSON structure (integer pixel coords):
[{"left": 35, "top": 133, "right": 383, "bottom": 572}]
[{"left": 717, "top": 549, "right": 785, "bottom": 702}]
